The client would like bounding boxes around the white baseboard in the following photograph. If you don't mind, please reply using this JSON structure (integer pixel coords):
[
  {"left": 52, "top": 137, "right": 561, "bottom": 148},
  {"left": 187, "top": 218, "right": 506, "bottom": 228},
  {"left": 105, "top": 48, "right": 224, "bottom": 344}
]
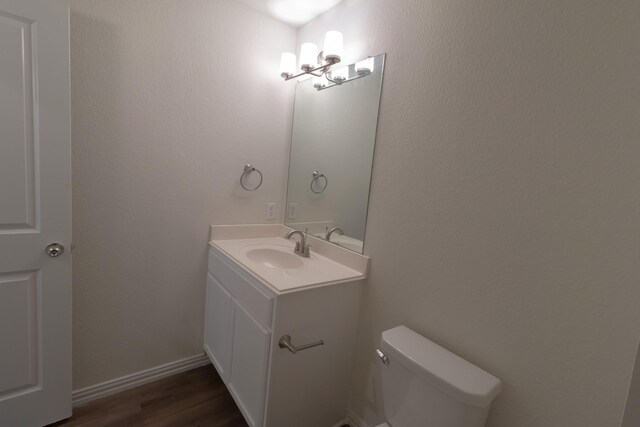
[{"left": 72, "top": 353, "right": 211, "bottom": 406}]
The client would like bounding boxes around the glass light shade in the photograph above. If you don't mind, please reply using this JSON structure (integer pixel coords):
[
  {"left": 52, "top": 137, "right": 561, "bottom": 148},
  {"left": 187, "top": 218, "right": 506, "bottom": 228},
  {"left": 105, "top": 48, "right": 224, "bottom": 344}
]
[
  {"left": 323, "top": 31, "right": 343, "bottom": 63},
  {"left": 355, "top": 57, "right": 374, "bottom": 76},
  {"left": 330, "top": 66, "right": 348, "bottom": 82},
  {"left": 279, "top": 52, "right": 297, "bottom": 78},
  {"left": 313, "top": 75, "right": 327, "bottom": 89},
  {"left": 299, "top": 43, "right": 319, "bottom": 71},
  {"left": 300, "top": 43, "right": 318, "bottom": 70}
]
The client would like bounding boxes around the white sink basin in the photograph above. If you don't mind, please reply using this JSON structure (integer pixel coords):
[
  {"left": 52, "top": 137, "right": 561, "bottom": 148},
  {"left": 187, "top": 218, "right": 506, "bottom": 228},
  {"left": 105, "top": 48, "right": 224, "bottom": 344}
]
[
  {"left": 245, "top": 246, "right": 304, "bottom": 270},
  {"left": 210, "top": 236, "right": 366, "bottom": 292}
]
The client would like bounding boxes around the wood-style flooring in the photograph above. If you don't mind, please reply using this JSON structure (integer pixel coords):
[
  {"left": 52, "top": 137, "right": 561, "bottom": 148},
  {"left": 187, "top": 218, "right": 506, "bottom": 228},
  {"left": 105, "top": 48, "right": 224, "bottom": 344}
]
[{"left": 48, "top": 365, "right": 248, "bottom": 427}]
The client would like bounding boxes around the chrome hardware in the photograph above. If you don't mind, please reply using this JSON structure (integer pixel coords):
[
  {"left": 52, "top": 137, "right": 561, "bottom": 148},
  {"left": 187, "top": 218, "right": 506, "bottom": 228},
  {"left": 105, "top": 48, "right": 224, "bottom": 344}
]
[
  {"left": 285, "top": 230, "right": 310, "bottom": 258},
  {"left": 376, "top": 348, "right": 390, "bottom": 365},
  {"left": 279, "top": 335, "right": 324, "bottom": 354},
  {"left": 46, "top": 243, "right": 65, "bottom": 258},
  {"left": 240, "top": 164, "right": 263, "bottom": 191},
  {"left": 316, "top": 56, "right": 375, "bottom": 92},
  {"left": 325, "top": 226, "right": 344, "bottom": 242},
  {"left": 281, "top": 51, "right": 340, "bottom": 81},
  {"left": 310, "top": 171, "right": 328, "bottom": 194}
]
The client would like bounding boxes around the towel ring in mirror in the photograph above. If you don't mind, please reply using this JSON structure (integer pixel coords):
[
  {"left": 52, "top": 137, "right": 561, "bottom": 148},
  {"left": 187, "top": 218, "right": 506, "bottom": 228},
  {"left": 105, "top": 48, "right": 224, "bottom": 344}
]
[
  {"left": 240, "top": 164, "right": 263, "bottom": 191},
  {"left": 310, "top": 171, "right": 328, "bottom": 194}
]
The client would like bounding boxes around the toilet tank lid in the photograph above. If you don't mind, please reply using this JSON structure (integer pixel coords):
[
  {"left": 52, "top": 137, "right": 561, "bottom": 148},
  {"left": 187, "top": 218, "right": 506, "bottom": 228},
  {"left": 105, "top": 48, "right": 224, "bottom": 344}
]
[{"left": 381, "top": 326, "right": 502, "bottom": 408}]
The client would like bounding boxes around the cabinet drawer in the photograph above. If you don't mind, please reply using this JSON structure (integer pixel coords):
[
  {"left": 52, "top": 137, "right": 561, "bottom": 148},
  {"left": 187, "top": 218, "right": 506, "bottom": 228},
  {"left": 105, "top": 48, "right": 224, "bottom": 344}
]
[{"left": 208, "top": 248, "right": 273, "bottom": 329}]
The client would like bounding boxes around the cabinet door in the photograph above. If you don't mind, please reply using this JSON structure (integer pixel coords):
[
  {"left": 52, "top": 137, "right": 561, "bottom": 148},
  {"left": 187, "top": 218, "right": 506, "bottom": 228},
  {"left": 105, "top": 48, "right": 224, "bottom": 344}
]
[
  {"left": 228, "top": 301, "right": 271, "bottom": 427},
  {"left": 203, "top": 273, "right": 233, "bottom": 382}
]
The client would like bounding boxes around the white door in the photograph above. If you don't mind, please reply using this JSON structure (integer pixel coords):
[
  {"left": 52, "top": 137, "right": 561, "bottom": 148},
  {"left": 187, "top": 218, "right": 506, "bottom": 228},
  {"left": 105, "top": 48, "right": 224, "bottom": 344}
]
[{"left": 0, "top": 0, "right": 71, "bottom": 425}]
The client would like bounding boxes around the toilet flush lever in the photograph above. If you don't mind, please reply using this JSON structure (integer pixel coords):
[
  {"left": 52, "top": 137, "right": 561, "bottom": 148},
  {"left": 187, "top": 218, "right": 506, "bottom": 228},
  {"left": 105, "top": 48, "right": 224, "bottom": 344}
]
[{"left": 376, "top": 349, "right": 390, "bottom": 365}]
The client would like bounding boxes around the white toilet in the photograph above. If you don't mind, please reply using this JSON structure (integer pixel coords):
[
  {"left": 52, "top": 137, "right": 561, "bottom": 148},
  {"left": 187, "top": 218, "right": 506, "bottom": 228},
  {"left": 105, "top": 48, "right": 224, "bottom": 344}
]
[{"left": 374, "top": 326, "right": 502, "bottom": 427}]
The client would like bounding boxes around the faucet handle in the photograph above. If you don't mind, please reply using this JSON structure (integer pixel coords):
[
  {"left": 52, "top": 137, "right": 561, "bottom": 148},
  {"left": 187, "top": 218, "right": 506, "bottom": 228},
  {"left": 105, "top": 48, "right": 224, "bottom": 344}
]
[
  {"left": 325, "top": 226, "right": 344, "bottom": 241},
  {"left": 285, "top": 229, "right": 311, "bottom": 258}
]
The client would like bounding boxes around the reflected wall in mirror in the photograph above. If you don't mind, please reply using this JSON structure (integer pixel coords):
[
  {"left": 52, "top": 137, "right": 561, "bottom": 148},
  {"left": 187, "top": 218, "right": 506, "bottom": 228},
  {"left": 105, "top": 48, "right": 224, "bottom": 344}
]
[{"left": 285, "top": 54, "right": 385, "bottom": 253}]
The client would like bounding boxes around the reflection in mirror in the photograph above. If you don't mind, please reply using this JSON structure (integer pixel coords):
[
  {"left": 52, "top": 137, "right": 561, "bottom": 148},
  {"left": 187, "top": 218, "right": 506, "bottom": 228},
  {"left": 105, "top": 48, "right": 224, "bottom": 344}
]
[{"left": 285, "top": 54, "right": 385, "bottom": 253}]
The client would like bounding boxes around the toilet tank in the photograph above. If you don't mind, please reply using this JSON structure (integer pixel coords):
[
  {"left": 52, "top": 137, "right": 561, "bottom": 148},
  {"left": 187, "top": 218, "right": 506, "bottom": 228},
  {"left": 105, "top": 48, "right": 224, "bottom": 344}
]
[{"left": 378, "top": 326, "right": 501, "bottom": 427}]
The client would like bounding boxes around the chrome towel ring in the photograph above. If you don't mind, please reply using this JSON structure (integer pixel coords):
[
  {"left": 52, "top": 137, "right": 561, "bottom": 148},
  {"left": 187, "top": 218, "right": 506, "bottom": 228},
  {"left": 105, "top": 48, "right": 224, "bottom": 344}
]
[
  {"left": 310, "top": 171, "right": 328, "bottom": 194},
  {"left": 240, "top": 164, "right": 263, "bottom": 191}
]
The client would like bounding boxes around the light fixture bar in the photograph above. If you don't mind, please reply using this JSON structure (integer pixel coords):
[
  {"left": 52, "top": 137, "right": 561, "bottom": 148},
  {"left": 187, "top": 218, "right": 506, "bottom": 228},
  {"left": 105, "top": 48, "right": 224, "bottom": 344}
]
[
  {"left": 282, "top": 56, "right": 340, "bottom": 81},
  {"left": 315, "top": 57, "right": 375, "bottom": 91},
  {"left": 280, "top": 31, "right": 344, "bottom": 82},
  {"left": 316, "top": 72, "right": 369, "bottom": 91}
]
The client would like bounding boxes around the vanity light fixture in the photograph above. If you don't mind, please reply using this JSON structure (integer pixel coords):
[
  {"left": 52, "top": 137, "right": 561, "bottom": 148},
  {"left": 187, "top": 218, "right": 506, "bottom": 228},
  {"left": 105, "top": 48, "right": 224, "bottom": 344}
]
[
  {"left": 312, "top": 75, "right": 328, "bottom": 89},
  {"left": 315, "top": 56, "right": 376, "bottom": 92},
  {"left": 279, "top": 52, "right": 297, "bottom": 77},
  {"left": 355, "top": 57, "right": 374, "bottom": 76},
  {"left": 299, "top": 42, "right": 319, "bottom": 70},
  {"left": 323, "top": 30, "right": 343, "bottom": 62},
  {"left": 279, "top": 31, "right": 344, "bottom": 81},
  {"left": 329, "top": 66, "right": 348, "bottom": 82}
]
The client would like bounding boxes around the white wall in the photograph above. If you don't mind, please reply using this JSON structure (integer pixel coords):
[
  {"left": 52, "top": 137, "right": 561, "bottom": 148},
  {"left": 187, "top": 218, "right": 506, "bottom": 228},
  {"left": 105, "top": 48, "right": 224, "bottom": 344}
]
[
  {"left": 298, "top": 1, "right": 640, "bottom": 426},
  {"left": 67, "top": 0, "right": 295, "bottom": 389}
]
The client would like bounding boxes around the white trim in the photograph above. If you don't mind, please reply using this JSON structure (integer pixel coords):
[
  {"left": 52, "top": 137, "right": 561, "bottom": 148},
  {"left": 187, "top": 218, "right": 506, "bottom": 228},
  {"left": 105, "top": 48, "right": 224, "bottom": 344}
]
[{"left": 71, "top": 354, "right": 211, "bottom": 406}]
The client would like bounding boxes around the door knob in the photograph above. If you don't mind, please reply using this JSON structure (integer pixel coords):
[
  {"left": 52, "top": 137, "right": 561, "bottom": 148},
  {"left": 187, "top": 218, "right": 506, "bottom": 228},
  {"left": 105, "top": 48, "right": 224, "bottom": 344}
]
[{"left": 46, "top": 243, "right": 65, "bottom": 257}]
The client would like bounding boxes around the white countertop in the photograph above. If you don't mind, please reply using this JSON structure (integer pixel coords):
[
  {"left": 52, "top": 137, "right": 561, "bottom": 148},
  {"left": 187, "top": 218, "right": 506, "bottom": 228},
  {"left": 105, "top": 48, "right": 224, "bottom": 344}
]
[{"left": 209, "top": 224, "right": 369, "bottom": 294}]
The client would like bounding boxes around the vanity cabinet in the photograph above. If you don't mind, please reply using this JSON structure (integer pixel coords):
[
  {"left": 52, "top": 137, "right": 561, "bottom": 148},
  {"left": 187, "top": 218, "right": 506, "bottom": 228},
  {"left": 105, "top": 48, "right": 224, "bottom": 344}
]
[
  {"left": 204, "top": 274, "right": 233, "bottom": 381},
  {"left": 227, "top": 301, "right": 270, "bottom": 426},
  {"left": 203, "top": 245, "right": 363, "bottom": 427}
]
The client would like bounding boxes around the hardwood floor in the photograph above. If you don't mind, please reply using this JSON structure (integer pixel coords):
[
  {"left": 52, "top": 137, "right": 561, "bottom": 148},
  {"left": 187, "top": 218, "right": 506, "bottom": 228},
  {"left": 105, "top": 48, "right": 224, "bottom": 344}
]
[{"left": 48, "top": 365, "right": 248, "bottom": 427}]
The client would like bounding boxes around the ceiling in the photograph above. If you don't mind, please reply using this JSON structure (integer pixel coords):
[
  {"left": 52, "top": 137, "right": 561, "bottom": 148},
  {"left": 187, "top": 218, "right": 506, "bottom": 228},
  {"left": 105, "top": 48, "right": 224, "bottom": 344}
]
[{"left": 236, "top": 0, "right": 344, "bottom": 27}]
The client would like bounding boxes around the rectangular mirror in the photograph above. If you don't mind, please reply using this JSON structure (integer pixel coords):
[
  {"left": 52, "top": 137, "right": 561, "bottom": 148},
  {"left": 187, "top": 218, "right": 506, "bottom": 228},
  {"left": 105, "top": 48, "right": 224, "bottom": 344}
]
[{"left": 285, "top": 53, "right": 385, "bottom": 253}]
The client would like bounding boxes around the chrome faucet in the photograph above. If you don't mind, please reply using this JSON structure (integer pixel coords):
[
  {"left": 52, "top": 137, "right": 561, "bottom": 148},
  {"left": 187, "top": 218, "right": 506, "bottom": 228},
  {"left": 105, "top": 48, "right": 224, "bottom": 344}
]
[
  {"left": 285, "top": 230, "right": 310, "bottom": 258},
  {"left": 325, "top": 227, "right": 344, "bottom": 242}
]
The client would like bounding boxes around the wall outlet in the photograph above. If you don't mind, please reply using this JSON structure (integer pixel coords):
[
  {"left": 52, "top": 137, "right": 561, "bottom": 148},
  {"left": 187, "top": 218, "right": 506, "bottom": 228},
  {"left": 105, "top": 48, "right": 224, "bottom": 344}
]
[
  {"left": 287, "top": 203, "right": 297, "bottom": 220},
  {"left": 265, "top": 203, "right": 277, "bottom": 220}
]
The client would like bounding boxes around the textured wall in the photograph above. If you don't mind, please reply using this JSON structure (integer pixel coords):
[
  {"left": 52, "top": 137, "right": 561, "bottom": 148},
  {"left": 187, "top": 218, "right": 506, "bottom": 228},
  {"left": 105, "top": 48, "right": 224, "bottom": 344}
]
[
  {"left": 67, "top": 0, "right": 295, "bottom": 389},
  {"left": 622, "top": 342, "right": 640, "bottom": 427},
  {"left": 298, "top": 1, "right": 640, "bottom": 426}
]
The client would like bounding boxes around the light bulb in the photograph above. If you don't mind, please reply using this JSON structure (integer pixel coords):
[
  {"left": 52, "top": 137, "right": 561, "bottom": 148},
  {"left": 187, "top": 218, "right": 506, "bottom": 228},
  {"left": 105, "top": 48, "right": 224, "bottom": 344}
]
[
  {"left": 323, "top": 31, "right": 343, "bottom": 63},
  {"left": 330, "top": 66, "right": 348, "bottom": 82},
  {"left": 355, "top": 57, "right": 374, "bottom": 76},
  {"left": 299, "top": 43, "right": 319, "bottom": 72},
  {"left": 313, "top": 75, "right": 327, "bottom": 89},
  {"left": 279, "top": 52, "right": 296, "bottom": 78}
]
